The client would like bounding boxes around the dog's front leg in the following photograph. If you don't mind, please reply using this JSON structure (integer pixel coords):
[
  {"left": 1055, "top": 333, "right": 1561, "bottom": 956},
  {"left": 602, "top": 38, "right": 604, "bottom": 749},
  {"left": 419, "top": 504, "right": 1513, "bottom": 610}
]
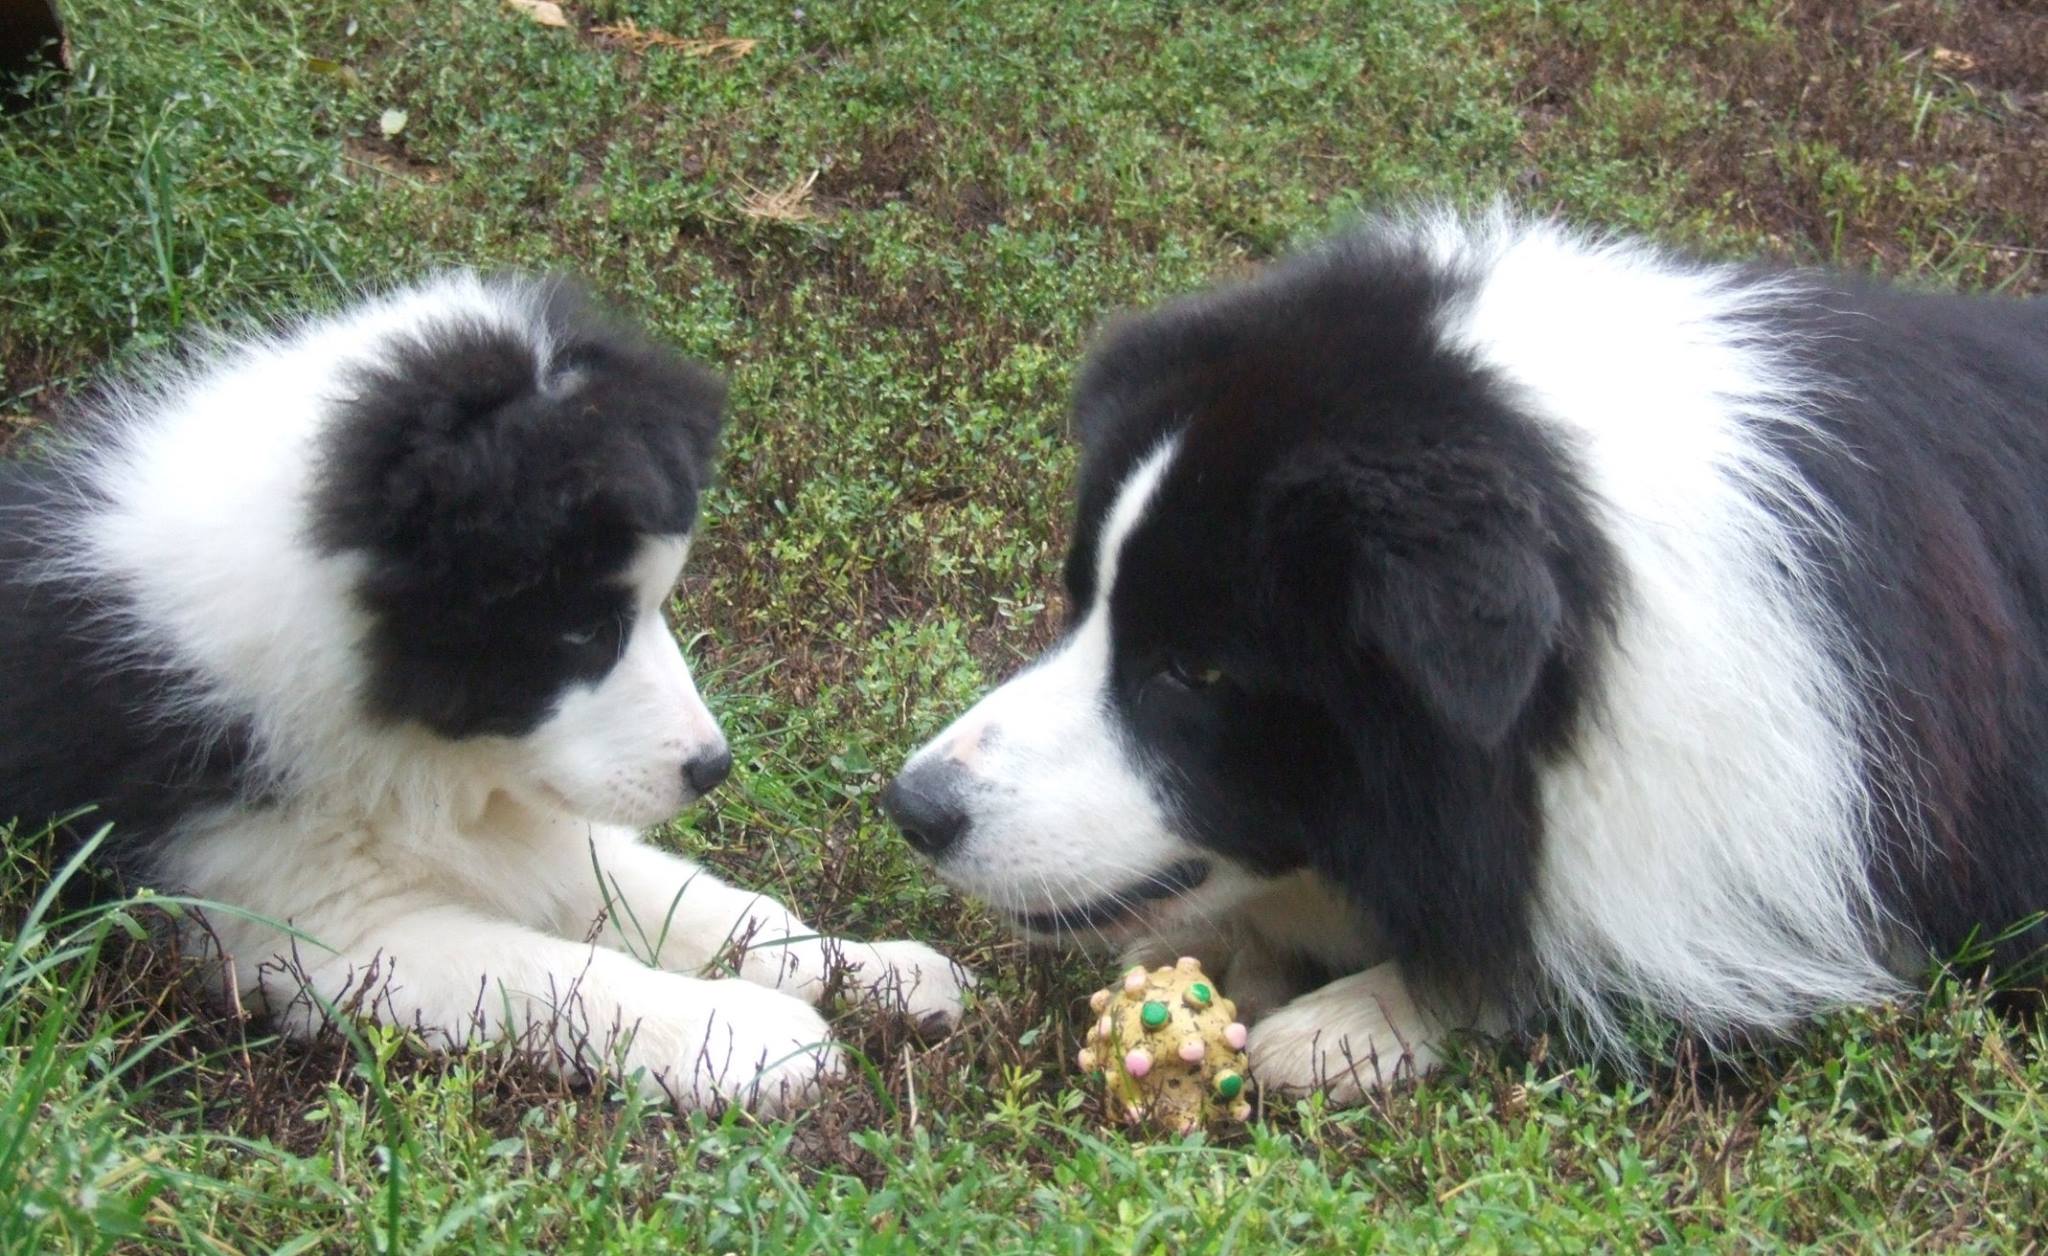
[
  {"left": 259, "top": 904, "right": 840, "bottom": 1113},
  {"left": 572, "top": 833, "right": 973, "bottom": 1032}
]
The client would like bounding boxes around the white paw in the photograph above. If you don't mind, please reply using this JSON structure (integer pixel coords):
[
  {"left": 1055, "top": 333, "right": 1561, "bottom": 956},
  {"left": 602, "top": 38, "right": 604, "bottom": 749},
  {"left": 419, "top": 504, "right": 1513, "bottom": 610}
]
[
  {"left": 838, "top": 939, "right": 975, "bottom": 1033},
  {"left": 1247, "top": 963, "right": 1441, "bottom": 1105},
  {"left": 624, "top": 977, "right": 843, "bottom": 1114}
]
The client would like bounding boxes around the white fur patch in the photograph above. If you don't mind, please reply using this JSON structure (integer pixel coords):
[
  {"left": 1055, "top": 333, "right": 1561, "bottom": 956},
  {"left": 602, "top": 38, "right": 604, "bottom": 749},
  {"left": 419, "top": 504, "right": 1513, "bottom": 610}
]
[
  {"left": 1119, "top": 870, "right": 1385, "bottom": 1021},
  {"left": 1421, "top": 210, "right": 1901, "bottom": 1042}
]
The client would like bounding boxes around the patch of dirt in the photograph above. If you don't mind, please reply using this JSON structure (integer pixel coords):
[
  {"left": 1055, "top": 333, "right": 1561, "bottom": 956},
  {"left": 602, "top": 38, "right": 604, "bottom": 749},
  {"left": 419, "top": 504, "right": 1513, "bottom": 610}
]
[
  {"left": 823, "top": 113, "right": 1032, "bottom": 233},
  {"left": 0, "top": 410, "right": 36, "bottom": 456},
  {"left": 1709, "top": 0, "right": 2045, "bottom": 284},
  {"left": 1496, "top": 0, "right": 2048, "bottom": 290},
  {"left": 0, "top": 340, "right": 88, "bottom": 454},
  {"left": 829, "top": 118, "right": 945, "bottom": 211}
]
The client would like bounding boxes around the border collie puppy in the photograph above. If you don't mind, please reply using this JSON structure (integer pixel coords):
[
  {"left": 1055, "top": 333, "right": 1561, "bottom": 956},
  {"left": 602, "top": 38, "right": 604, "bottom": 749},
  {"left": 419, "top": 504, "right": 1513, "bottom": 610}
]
[
  {"left": 885, "top": 209, "right": 2048, "bottom": 1101},
  {"left": 1, "top": 274, "right": 968, "bottom": 1112}
]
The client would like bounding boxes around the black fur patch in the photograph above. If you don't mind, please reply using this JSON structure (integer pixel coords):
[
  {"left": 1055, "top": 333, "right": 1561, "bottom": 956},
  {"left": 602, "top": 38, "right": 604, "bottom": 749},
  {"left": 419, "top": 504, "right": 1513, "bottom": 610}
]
[
  {"left": 0, "top": 467, "right": 261, "bottom": 873},
  {"left": 311, "top": 283, "right": 724, "bottom": 738}
]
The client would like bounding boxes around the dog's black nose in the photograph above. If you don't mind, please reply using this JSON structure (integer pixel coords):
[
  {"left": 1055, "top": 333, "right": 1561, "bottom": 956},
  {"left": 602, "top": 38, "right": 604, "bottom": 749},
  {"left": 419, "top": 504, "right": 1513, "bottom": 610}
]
[
  {"left": 881, "top": 759, "right": 970, "bottom": 858},
  {"left": 684, "top": 745, "right": 734, "bottom": 796}
]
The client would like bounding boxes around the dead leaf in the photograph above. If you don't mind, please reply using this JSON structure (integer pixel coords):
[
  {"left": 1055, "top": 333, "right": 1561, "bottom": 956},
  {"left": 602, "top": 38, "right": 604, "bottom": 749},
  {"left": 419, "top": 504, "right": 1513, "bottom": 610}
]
[
  {"left": 505, "top": 0, "right": 569, "bottom": 29},
  {"left": 1930, "top": 46, "right": 1978, "bottom": 73},
  {"left": 738, "top": 169, "right": 821, "bottom": 222},
  {"left": 593, "top": 19, "right": 755, "bottom": 62},
  {"left": 378, "top": 108, "right": 408, "bottom": 138}
]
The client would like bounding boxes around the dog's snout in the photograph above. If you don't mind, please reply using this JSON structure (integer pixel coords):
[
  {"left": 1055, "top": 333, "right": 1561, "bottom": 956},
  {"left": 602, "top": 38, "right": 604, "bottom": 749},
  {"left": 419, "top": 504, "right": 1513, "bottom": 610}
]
[
  {"left": 882, "top": 760, "right": 970, "bottom": 858},
  {"left": 684, "top": 745, "right": 734, "bottom": 796}
]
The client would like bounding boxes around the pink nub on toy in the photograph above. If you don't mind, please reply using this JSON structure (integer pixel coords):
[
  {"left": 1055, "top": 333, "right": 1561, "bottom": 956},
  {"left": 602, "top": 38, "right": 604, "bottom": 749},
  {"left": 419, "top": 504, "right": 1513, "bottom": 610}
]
[
  {"left": 1223, "top": 1022, "right": 1248, "bottom": 1050},
  {"left": 1124, "top": 1048, "right": 1152, "bottom": 1078},
  {"left": 1178, "top": 1039, "right": 1206, "bottom": 1063},
  {"left": 1123, "top": 968, "right": 1148, "bottom": 994}
]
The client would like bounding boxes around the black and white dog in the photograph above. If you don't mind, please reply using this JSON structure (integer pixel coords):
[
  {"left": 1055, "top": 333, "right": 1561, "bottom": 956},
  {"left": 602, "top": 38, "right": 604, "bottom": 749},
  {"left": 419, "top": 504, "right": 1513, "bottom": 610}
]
[
  {"left": 1, "top": 274, "right": 968, "bottom": 1112},
  {"left": 885, "top": 209, "right": 2048, "bottom": 1101}
]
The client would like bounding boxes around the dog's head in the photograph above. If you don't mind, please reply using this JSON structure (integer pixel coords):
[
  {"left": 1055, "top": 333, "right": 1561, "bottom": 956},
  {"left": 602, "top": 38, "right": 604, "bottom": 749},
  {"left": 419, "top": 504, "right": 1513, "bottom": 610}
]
[
  {"left": 311, "top": 278, "right": 730, "bottom": 827},
  {"left": 885, "top": 232, "right": 1612, "bottom": 950}
]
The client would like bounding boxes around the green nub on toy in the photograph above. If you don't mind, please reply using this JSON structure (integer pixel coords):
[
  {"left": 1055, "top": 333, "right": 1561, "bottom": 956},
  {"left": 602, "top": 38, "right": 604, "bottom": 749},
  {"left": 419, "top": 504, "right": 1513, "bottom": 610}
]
[{"left": 1077, "top": 956, "right": 1252, "bottom": 1133}]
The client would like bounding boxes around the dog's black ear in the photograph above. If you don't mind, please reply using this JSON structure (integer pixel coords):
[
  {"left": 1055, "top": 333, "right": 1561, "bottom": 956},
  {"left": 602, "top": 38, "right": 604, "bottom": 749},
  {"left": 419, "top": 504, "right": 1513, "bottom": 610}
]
[
  {"left": 312, "top": 321, "right": 560, "bottom": 565},
  {"left": 314, "top": 300, "right": 724, "bottom": 586},
  {"left": 536, "top": 275, "right": 730, "bottom": 467},
  {"left": 1257, "top": 446, "right": 1562, "bottom": 747}
]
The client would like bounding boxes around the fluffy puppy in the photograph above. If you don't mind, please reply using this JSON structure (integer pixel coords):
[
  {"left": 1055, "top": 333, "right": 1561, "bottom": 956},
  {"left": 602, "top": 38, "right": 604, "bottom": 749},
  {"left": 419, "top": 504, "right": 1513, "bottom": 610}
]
[
  {"left": 885, "top": 209, "right": 2048, "bottom": 1101},
  {"left": 0, "top": 274, "right": 968, "bottom": 1112}
]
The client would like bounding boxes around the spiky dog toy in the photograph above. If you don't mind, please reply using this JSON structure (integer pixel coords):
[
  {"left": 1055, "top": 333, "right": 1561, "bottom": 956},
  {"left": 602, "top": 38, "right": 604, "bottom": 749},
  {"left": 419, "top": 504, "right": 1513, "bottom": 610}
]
[{"left": 1077, "top": 956, "right": 1252, "bottom": 1132}]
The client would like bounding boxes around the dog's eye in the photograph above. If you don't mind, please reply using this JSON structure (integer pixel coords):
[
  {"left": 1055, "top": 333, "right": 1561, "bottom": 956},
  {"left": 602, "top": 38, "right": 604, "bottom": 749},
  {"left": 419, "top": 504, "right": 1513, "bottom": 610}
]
[
  {"left": 559, "top": 625, "right": 602, "bottom": 648},
  {"left": 1163, "top": 656, "right": 1226, "bottom": 689}
]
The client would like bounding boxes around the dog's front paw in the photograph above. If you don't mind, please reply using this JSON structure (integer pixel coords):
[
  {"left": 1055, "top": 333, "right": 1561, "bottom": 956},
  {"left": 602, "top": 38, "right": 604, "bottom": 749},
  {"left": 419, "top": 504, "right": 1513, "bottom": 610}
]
[
  {"left": 628, "top": 977, "right": 843, "bottom": 1114},
  {"left": 838, "top": 939, "right": 975, "bottom": 1035},
  {"left": 1247, "top": 962, "right": 1441, "bottom": 1106}
]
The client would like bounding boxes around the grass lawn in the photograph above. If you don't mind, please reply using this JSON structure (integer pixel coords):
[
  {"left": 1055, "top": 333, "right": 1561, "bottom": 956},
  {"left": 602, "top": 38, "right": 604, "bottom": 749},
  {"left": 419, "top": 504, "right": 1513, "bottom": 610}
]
[{"left": 4, "top": 0, "right": 2047, "bottom": 1250}]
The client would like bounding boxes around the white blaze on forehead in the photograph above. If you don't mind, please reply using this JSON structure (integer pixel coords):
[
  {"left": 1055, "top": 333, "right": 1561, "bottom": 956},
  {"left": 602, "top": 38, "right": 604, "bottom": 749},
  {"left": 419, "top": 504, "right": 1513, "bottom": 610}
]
[
  {"left": 626, "top": 533, "right": 692, "bottom": 608},
  {"left": 1090, "top": 439, "right": 1181, "bottom": 610}
]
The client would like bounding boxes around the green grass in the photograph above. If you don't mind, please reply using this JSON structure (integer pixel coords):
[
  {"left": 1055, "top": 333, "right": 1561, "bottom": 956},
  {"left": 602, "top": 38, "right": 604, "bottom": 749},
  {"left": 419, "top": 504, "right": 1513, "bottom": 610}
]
[{"left": 3, "top": 0, "right": 2046, "bottom": 1249}]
